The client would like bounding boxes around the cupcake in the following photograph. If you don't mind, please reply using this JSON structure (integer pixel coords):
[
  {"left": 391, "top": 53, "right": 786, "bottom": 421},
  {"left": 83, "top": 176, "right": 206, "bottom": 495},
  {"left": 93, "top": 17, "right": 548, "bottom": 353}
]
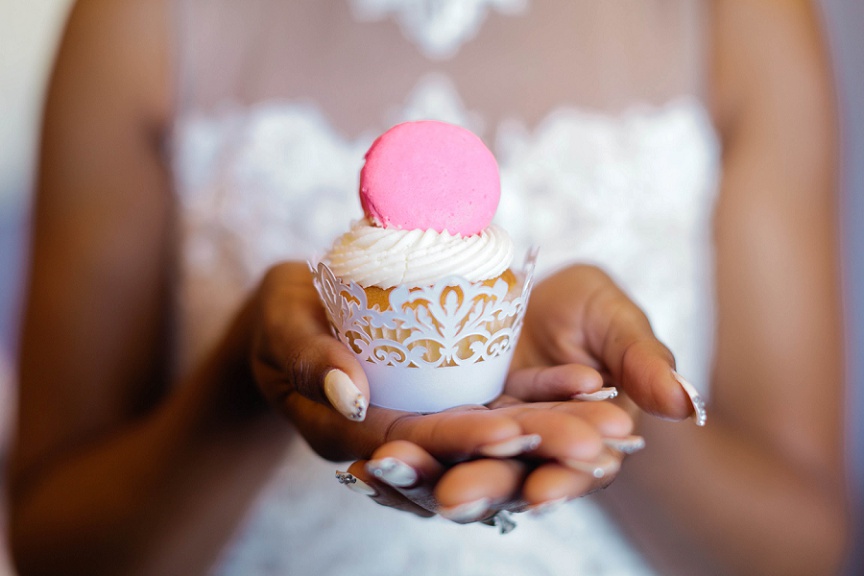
[{"left": 312, "top": 121, "right": 535, "bottom": 412}]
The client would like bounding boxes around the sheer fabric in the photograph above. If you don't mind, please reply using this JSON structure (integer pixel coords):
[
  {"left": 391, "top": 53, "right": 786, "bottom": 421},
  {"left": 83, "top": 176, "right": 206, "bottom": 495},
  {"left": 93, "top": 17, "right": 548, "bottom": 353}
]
[{"left": 168, "top": 1, "right": 720, "bottom": 574}]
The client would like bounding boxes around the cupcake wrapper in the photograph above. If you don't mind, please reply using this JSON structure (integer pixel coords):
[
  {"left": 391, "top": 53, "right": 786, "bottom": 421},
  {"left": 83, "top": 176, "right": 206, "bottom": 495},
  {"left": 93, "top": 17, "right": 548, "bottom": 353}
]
[{"left": 310, "top": 249, "right": 537, "bottom": 412}]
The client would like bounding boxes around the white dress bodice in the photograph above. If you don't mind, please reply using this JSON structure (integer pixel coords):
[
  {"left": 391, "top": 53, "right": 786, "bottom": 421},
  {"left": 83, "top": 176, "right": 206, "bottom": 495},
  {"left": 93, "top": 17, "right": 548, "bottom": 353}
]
[{"left": 169, "top": 1, "right": 720, "bottom": 573}]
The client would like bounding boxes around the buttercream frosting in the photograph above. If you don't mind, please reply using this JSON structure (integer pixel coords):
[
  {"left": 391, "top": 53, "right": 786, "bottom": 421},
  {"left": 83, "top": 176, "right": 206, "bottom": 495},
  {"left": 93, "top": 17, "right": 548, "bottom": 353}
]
[{"left": 323, "top": 219, "right": 513, "bottom": 288}]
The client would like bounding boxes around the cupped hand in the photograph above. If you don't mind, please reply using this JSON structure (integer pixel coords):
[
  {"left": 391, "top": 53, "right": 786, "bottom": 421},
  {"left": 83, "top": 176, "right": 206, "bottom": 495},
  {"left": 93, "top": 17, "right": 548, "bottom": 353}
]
[
  {"left": 510, "top": 264, "right": 703, "bottom": 423},
  {"left": 340, "top": 264, "right": 704, "bottom": 524},
  {"left": 249, "top": 261, "right": 630, "bottom": 467},
  {"left": 249, "top": 261, "right": 693, "bottom": 526},
  {"left": 343, "top": 397, "right": 644, "bottom": 525}
]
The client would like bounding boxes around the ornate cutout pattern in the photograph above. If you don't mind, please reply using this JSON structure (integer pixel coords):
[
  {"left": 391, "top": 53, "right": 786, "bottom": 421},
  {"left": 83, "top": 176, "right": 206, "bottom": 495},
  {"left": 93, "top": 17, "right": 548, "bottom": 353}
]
[{"left": 311, "top": 251, "right": 536, "bottom": 368}]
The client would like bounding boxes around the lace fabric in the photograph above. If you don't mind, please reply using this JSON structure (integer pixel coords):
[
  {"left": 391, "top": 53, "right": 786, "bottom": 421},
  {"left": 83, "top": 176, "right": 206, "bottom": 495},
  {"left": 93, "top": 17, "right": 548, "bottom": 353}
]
[
  {"left": 169, "top": 1, "right": 719, "bottom": 574},
  {"left": 348, "top": 0, "right": 530, "bottom": 60},
  {"left": 172, "top": 92, "right": 718, "bottom": 397}
]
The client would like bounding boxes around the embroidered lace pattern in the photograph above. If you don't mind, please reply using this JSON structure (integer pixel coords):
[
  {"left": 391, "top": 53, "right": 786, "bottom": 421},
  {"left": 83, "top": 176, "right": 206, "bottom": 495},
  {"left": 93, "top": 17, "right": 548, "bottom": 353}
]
[{"left": 349, "top": 0, "right": 528, "bottom": 59}]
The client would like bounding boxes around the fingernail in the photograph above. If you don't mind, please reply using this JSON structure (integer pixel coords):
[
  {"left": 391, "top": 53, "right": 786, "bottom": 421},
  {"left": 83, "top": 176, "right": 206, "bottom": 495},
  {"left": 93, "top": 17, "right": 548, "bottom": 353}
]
[
  {"left": 572, "top": 387, "right": 618, "bottom": 401},
  {"left": 335, "top": 470, "right": 377, "bottom": 496},
  {"left": 528, "top": 497, "right": 567, "bottom": 517},
  {"left": 483, "top": 510, "right": 518, "bottom": 534},
  {"left": 439, "top": 498, "right": 491, "bottom": 523},
  {"left": 324, "top": 369, "right": 367, "bottom": 421},
  {"left": 603, "top": 435, "right": 646, "bottom": 454},
  {"left": 564, "top": 451, "right": 621, "bottom": 479},
  {"left": 478, "top": 434, "right": 542, "bottom": 458},
  {"left": 366, "top": 457, "right": 418, "bottom": 488},
  {"left": 672, "top": 370, "right": 707, "bottom": 426}
]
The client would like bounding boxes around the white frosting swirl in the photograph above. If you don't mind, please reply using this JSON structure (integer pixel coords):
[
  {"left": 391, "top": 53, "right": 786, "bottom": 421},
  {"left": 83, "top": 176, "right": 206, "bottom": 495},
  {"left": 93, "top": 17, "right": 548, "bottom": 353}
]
[{"left": 324, "top": 220, "right": 514, "bottom": 288}]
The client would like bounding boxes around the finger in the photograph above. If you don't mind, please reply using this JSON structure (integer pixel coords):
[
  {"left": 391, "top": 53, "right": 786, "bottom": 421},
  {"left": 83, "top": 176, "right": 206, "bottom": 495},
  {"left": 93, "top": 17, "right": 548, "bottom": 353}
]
[
  {"left": 342, "top": 461, "right": 434, "bottom": 518},
  {"left": 283, "top": 395, "right": 525, "bottom": 464},
  {"left": 435, "top": 459, "right": 526, "bottom": 523},
  {"left": 505, "top": 364, "right": 604, "bottom": 401},
  {"left": 508, "top": 409, "right": 604, "bottom": 463},
  {"left": 581, "top": 283, "right": 694, "bottom": 421},
  {"left": 549, "top": 400, "right": 635, "bottom": 438},
  {"left": 368, "top": 440, "right": 444, "bottom": 485},
  {"left": 284, "top": 394, "right": 381, "bottom": 461},
  {"left": 493, "top": 398, "right": 635, "bottom": 438},
  {"left": 365, "top": 441, "right": 444, "bottom": 513},
  {"left": 253, "top": 262, "right": 371, "bottom": 421},
  {"left": 386, "top": 409, "right": 523, "bottom": 461},
  {"left": 498, "top": 404, "right": 631, "bottom": 479},
  {"left": 256, "top": 334, "right": 370, "bottom": 422},
  {"left": 522, "top": 462, "right": 614, "bottom": 507}
]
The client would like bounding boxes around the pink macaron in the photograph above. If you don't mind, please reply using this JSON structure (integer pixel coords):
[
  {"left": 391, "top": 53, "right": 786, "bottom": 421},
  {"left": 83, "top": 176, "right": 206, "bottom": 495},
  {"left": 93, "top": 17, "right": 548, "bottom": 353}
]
[{"left": 359, "top": 121, "right": 500, "bottom": 237}]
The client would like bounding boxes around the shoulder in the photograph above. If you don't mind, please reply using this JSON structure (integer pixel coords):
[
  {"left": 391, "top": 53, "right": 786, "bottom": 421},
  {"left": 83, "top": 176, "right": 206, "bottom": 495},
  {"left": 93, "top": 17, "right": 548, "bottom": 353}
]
[
  {"left": 54, "top": 0, "right": 172, "bottom": 132},
  {"left": 710, "top": 0, "right": 834, "bottom": 137}
]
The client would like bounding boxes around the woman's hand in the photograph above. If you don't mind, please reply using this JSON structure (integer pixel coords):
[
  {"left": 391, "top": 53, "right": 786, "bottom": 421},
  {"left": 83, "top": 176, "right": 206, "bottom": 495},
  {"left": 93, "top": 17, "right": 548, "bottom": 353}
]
[
  {"left": 341, "top": 397, "right": 646, "bottom": 527},
  {"left": 261, "top": 261, "right": 695, "bottom": 525},
  {"left": 511, "top": 264, "right": 704, "bottom": 423},
  {"left": 250, "top": 261, "right": 548, "bottom": 463},
  {"left": 248, "top": 261, "right": 642, "bottom": 526},
  {"left": 249, "top": 261, "right": 637, "bottom": 469},
  {"left": 341, "top": 265, "right": 693, "bottom": 524}
]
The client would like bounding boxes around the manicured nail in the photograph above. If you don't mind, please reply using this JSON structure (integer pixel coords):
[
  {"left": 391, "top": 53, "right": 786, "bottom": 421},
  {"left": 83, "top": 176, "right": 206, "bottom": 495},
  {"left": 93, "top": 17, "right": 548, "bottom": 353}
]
[
  {"left": 439, "top": 498, "right": 491, "bottom": 523},
  {"left": 324, "top": 369, "right": 367, "bottom": 421},
  {"left": 483, "top": 510, "right": 517, "bottom": 534},
  {"left": 479, "top": 434, "right": 542, "bottom": 458},
  {"left": 335, "top": 470, "right": 377, "bottom": 496},
  {"left": 366, "top": 457, "right": 418, "bottom": 488},
  {"left": 528, "top": 497, "right": 567, "bottom": 517},
  {"left": 572, "top": 387, "right": 618, "bottom": 401},
  {"left": 603, "top": 435, "right": 646, "bottom": 454},
  {"left": 564, "top": 451, "right": 621, "bottom": 479},
  {"left": 672, "top": 370, "right": 707, "bottom": 426}
]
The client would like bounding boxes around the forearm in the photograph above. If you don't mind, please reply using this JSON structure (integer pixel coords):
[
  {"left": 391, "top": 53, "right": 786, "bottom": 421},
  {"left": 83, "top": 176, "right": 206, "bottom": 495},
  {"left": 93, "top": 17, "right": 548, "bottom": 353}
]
[
  {"left": 604, "top": 414, "right": 848, "bottom": 576},
  {"left": 9, "top": 307, "right": 294, "bottom": 576}
]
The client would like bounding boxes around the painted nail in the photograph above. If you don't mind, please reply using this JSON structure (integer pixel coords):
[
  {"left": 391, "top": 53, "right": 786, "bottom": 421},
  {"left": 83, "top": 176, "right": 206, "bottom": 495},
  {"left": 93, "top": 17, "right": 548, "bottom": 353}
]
[
  {"left": 335, "top": 470, "right": 377, "bottom": 496},
  {"left": 572, "top": 387, "right": 618, "bottom": 401},
  {"left": 482, "top": 510, "right": 518, "bottom": 534},
  {"left": 479, "top": 434, "right": 542, "bottom": 458},
  {"left": 527, "top": 497, "right": 567, "bottom": 517},
  {"left": 603, "top": 435, "right": 646, "bottom": 454},
  {"left": 564, "top": 451, "right": 621, "bottom": 479},
  {"left": 324, "top": 369, "right": 367, "bottom": 422},
  {"left": 672, "top": 370, "right": 707, "bottom": 426},
  {"left": 366, "top": 457, "right": 418, "bottom": 488},
  {"left": 439, "top": 498, "right": 491, "bottom": 523}
]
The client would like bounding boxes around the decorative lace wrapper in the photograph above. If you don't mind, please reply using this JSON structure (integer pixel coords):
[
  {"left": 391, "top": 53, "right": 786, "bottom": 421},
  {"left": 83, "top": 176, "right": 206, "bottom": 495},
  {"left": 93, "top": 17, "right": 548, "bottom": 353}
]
[{"left": 311, "top": 250, "right": 537, "bottom": 412}]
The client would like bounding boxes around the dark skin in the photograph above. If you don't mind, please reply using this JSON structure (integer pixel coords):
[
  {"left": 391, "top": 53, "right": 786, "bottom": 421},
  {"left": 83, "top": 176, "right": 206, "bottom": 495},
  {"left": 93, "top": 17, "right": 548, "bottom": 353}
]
[{"left": 9, "top": 0, "right": 847, "bottom": 575}]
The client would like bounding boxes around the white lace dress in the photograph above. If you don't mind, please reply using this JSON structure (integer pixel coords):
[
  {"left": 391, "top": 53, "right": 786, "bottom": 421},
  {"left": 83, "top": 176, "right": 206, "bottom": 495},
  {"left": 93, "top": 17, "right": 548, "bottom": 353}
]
[{"left": 169, "top": 1, "right": 720, "bottom": 574}]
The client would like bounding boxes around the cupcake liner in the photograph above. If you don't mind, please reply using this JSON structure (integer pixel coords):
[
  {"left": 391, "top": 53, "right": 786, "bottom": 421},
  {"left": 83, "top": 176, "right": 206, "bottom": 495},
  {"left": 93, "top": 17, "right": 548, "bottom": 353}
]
[{"left": 310, "top": 249, "right": 537, "bottom": 412}]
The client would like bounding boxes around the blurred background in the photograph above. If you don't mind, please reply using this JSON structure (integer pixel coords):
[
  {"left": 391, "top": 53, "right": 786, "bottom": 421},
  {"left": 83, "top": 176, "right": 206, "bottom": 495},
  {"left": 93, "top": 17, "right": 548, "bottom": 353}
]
[
  {"left": 0, "top": 1, "right": 72, "bottom": 348},
  {"left": 1, "top": 2, "right": 74, "bottom": 574}
]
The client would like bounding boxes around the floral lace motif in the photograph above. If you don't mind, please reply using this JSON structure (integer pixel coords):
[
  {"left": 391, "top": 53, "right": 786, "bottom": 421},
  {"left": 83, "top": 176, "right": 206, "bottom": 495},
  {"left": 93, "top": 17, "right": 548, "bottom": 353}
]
[{"left": 349, "top": 0, "right": 528, "bottom": 59}]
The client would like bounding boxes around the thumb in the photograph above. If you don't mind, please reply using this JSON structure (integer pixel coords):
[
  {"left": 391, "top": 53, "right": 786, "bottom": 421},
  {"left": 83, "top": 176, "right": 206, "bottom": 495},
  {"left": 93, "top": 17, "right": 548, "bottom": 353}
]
[
  {"left": 253, "top": 329, "right": 371, "bottom": 422},
  {"left": 584, "top": 296, "right": 704, "bottom": 425},
  {"left": 252, "top": 262, "right": 371, "bottom": 421},
  {"left": 287, "top": 333, "right": 371, "bottom": 422}
]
